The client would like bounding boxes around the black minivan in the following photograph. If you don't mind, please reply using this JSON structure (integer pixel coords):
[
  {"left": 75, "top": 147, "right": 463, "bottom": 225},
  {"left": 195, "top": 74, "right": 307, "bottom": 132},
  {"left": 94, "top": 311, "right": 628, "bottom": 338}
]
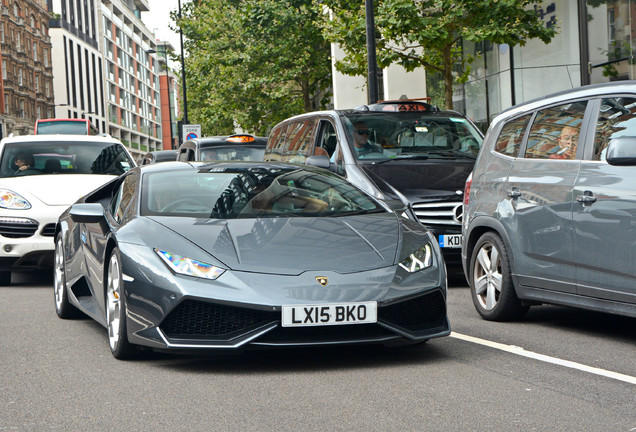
[{"left": 264, "top": 99, "right": 484, "bottom": 267}]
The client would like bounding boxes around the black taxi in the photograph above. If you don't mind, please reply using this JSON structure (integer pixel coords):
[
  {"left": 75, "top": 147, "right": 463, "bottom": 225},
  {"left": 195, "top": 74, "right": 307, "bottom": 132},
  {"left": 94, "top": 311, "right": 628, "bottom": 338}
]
[{"left": 177, "top": 134, "right": 267, "bottom": 162}]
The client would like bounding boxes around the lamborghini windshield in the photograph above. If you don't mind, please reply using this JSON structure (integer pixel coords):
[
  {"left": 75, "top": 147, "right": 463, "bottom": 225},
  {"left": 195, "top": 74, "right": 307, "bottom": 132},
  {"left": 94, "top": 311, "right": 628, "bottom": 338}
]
[{"left": 141, "top": 166, "right": 386, "bottom": 218}]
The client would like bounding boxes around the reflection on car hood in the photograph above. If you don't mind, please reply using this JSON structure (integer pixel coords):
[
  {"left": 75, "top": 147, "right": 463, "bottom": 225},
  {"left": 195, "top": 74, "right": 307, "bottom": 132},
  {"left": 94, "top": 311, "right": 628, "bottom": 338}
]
[
  {"left": 361, "top": 161, "right": 473, "bottom": 202},
  {"left": 149, "top": 213, "right": 400, "bottom": 275},
  {"left": 1, "top": 175, "right": 115, "bottom": 206}
]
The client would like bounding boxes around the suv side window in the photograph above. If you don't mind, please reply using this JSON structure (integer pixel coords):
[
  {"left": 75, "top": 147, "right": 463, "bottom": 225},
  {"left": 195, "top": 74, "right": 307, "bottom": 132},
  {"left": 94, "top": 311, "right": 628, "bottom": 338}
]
[
  {"left": 316, "top": 120, "right": 338, "bottom": 158},
  {"left": 264, "top": 123, "right": 288, "bottom": 161},
  {"left": 525, "top": 101, "right": 587, "bottom": 159},
  {"left": 593, "top": 97, "right": 636, "bottom": 161},
  {"left": 285, "top": 119, "right": 317, "bottom": 163},
  {"left": 494, "top": 114, "right": 531, "bottom": 157}
]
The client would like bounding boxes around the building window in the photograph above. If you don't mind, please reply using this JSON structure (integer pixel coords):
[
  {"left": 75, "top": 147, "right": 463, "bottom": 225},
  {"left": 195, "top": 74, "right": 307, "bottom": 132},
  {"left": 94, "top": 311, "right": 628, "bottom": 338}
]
[
  {"left": 35, "top": 75, "right": 39, "bottom": 92},
  {"left": 43, "top": 48, "right": 48, "bottom": 67},
  {"left": 36, "top": 106, "right": 41, "bottom": 119},
  {"left": 18, "top": 68, "right": 23, "bottom": 86},
  {"left": 2, "top": 60, "right": 6, "bottom": 80},
  {"left": 45, "top": 81, "right": 50, "bottom": 97},
  {"left": 19, "top": 100, "right": 25, "bottom": 118},
  {"left": 0, "top": 23, "right": 4, "bottom": 43},
  {"left": 33, "top": 42, "right": 37, "bottom": 61}
]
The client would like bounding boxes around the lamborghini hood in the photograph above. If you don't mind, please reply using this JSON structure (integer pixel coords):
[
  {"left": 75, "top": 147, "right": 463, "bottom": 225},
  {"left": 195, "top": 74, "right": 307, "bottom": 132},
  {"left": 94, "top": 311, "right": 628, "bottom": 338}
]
[{"left": 149, "top": 213, "right": 401, "bottom": 275}]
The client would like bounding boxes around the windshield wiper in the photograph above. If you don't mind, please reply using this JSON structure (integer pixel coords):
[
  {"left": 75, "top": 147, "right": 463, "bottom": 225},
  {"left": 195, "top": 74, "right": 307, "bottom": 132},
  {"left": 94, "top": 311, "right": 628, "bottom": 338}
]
[
  {"left": 373, "top": 155, "right": 428, "bottom": 164},
  {"left": 330, "top": 208, "right": 386, "bottom": 217},
  {"left": 426, "top": 150, "right": 476, "bottom": 159}
]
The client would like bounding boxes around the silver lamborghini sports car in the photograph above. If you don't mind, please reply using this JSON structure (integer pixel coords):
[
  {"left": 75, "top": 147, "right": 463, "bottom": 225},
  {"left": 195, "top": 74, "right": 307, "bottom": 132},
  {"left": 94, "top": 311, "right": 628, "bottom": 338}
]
[{"left": 54, "top": 162, "right": 450, "bottom": 359}]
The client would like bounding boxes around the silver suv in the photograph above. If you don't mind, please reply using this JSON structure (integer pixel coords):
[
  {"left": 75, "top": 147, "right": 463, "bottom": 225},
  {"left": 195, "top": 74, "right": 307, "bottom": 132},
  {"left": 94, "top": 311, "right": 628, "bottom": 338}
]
[{"left": 462, "top": 81, "right": 636, "bottom": 320}]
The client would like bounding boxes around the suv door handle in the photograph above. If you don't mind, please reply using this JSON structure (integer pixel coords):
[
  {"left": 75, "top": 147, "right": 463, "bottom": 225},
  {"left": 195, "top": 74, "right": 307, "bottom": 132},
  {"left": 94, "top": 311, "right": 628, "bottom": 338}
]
[
  {"left": 507, "top": 187, "right": 521, "bottom": 199},
  {"left": 576, "top": 191, "right": 597, "bottom": 204}
]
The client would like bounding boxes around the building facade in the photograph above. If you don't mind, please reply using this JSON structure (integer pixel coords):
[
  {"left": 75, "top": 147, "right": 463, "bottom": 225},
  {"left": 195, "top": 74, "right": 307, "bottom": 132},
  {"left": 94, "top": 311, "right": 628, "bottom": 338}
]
[
  {"left": 47, "top": 0, "right": 162, "bottom": 159},
  {"left": 332, "top": 0, "right": 636, "bottom": 132},
  {"left": 1, "top": 0, "right": 55, "bottom": 137},
  {"left": 154, "top": 41, "right": 178, "bottom": 150}
]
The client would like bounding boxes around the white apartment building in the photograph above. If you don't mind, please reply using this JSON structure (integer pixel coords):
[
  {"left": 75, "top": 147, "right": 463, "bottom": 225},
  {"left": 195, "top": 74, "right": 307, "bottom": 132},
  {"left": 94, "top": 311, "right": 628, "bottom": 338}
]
[{"left": 48, "top": 0, "right": 162, "bottom": 159}]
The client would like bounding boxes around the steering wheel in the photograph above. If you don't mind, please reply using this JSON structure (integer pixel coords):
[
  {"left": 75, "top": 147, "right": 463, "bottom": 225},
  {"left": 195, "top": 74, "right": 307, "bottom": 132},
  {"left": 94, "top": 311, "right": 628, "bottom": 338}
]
[{"left": 160, "top": 198, "right": 210, "bottom": 213}]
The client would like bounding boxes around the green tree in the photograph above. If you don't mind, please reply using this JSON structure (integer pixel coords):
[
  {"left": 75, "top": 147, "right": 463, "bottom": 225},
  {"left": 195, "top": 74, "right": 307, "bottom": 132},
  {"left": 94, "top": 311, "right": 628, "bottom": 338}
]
[
  {"left": 318, "top": 0, "right": 556, "bottom": 109},
  {"left": 178, "top": 0, "right": 332, "bottom": 135}
]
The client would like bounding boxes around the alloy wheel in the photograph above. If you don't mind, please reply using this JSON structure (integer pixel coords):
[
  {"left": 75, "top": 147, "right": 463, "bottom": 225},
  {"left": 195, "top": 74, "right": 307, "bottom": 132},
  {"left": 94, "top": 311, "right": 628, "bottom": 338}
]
[
  {"left": 107, "top": 253, "right": 123, "bottom": 351},
  {"left": 473, "top": 241, "right": 502, "bottom": 311}
]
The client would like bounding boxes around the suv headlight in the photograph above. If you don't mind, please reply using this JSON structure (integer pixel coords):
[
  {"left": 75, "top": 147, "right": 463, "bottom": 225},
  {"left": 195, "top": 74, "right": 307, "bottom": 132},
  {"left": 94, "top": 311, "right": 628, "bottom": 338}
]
[
  {"left": 155, "top": 249, "right": 226, "bottom": 280},
  {"left": 0, "top": 189, "right": 31, "bottom": 209},
  {"left": 399, "top": 243, "right": 433, "bottom": 272}
]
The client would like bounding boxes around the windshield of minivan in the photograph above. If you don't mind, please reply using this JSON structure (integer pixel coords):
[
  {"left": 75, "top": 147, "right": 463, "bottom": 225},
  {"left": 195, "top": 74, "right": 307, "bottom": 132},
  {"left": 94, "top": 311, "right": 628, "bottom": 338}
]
[
  {"left": 343, "top": 113, "right": 483, "bottom": 160},
  {"left": 0, "top": 141, "right": 134, "bottom": 177}
]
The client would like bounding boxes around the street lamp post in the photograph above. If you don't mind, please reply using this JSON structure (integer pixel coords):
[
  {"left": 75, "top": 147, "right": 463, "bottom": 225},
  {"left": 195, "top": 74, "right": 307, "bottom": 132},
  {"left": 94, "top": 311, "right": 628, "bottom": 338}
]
[
  {"left": 365, "top": 0, "right": 379, "bottom": 104},
  {"left": 178, "top": 0, "right": 188, "bottom": 126}
]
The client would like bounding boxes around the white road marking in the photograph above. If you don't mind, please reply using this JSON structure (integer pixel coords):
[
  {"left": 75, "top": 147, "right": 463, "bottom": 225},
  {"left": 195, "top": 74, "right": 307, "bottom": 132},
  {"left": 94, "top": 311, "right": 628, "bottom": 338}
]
[{"left": 450, "top": 332, "right": 636, "bottom": 385}]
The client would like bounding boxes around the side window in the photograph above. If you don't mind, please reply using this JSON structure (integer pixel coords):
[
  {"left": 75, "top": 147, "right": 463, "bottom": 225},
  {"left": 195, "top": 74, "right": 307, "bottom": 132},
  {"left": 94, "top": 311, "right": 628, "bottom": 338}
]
[
  {"left": 316, "top": 120, "right": 338, "bottom": 158},
  {"left": 110, "top": 174, "right": 138, "bottom": 225},
  {"left": 188, "top": 149, "right": 195, "bottom": 161},
  {"left": 525, "top": 101, "right": 587, "bottom": 160},
  {"left": 494, "top": 114, "right": 531, "bottom": 157},
  {"left": 264, "top": 123, "right": 287, "bottom": 161},
  {"left": 285, "top": 120, "right": 317, "bottom": 163},
  {"left": 177, "top": 148, "right": 188, "bottom": 162},
  {"left": 593, "top": 97, "right": 636, "bottom": 161}
]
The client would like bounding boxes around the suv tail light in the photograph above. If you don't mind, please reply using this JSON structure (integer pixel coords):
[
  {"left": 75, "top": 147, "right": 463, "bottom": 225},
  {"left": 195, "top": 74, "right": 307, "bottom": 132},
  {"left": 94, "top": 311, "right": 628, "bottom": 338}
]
[{"left": 463, "top": 172, "right": 473, "bottom": 207}]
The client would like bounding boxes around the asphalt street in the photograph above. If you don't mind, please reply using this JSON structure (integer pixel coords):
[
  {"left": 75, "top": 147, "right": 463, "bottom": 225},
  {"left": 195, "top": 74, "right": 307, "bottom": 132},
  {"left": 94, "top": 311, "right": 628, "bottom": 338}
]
[{"left": 1, "top": 271, "right": 634, "bottom": 431}]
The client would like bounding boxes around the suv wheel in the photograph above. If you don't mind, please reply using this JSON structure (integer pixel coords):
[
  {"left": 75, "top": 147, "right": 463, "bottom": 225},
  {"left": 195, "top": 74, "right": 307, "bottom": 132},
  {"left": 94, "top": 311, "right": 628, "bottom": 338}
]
[{"left": 469, "top": 232, "right": 528, "bottom": 321}]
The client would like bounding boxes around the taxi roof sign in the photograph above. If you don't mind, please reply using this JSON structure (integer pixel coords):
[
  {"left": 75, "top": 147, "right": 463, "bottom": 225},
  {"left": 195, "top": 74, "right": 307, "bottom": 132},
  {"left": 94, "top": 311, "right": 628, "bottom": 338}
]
[{"left": 226, "top": 134, "right": 256, "bottom": 143}]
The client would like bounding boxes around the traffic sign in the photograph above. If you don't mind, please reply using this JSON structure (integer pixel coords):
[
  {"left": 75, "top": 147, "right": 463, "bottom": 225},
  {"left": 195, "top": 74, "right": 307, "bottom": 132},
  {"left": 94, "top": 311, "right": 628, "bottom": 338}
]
[{"left": 182, "top": 124, "right": 202, "bottom": 143}]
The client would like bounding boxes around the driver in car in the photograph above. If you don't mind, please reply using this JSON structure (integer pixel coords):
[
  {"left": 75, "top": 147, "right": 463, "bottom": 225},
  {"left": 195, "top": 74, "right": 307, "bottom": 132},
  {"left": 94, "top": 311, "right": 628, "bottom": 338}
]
[{"left": 352, "top": 122, "right": 383, "bottom": 156}]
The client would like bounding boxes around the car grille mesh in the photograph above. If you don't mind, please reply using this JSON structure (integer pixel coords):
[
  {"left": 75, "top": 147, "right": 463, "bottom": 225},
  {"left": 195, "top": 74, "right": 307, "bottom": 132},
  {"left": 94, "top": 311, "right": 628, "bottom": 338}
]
[
  {"left": 160, "top": 291, "right": 446, "bottom": 343},
  {"left": 41, "top": 223, "right": 56, "bottom": 237},
  {"left": 160, "top": 300, "right": 275, "bottom": 340},
  {"left": 412, "top": 201, "right": 462, "bottom": 226},
  {"left": 0, "top": 217, "right": 39, "bottom": 238},
  {"left": 379, "top": 290, "right": 447, "bottom": 332}
]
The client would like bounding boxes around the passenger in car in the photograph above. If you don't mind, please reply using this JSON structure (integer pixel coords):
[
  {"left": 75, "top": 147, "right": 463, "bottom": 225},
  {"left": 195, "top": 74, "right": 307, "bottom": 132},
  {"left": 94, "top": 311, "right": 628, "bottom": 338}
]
[{"left": 550, "top": 125, "right": 578, "bottom": 159}]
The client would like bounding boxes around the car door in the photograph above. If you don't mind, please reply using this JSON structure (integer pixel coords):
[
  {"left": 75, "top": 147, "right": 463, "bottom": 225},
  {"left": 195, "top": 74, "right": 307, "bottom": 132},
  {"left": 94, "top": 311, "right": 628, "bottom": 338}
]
[
  {"left": 573, "top": 96, "right": 636, "bottom": 305},
  {"left": 507, "top": 100, "right": 589, "bottom": 294},
  {"left": 85, "top": 173, "right": 139, "bottom": 318}
]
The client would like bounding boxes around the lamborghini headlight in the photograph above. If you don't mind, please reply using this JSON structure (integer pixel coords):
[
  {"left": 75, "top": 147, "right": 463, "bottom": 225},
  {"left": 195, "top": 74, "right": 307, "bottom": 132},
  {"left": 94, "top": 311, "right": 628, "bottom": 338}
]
[
  {"left": 0, "top": 189, "right": 31, "bottom": 209},
  {"left": 399, "top": 243, "right": 433, "bottom": 273},
  {"left": 155, "top": 249, "right": 226, "bottom": 280}
]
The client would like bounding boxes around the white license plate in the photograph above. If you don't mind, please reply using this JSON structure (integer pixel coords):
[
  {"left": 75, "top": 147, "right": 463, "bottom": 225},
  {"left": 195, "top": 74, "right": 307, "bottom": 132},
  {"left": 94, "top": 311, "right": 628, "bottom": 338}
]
[
  {"left": 282, "top": 302, "right": 377, "bottom": 327},
  {"left": 439, "top": 234, "right": 462, "bottom": 248}
]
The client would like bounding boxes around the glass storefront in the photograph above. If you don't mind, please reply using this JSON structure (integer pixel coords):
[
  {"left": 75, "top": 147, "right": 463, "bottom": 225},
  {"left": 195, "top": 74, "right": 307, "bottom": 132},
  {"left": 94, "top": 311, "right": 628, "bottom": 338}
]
[{"left": 445, "top": 0, "right": 636, "bottom": 130}]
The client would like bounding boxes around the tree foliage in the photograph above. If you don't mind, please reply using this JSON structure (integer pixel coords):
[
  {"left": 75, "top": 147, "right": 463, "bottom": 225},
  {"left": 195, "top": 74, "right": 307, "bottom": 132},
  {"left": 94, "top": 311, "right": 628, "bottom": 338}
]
[
  {"left": 179, "top": 0, "right": 332, "bottom": 135},
  {"left": 317, "top": 0, "right": 556, "bottom": 109}
]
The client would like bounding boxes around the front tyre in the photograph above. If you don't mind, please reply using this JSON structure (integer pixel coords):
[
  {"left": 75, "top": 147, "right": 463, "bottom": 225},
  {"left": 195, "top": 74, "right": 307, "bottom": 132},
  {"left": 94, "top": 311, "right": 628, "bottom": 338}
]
[
  {"left": 469, "top": 232, "right": 528, "bottom": 321},
  {"left": 106, "top": 247, "right": 136, "bottom": 359},
  {"left": 54, "top": 234, "right": 79, "bottom": 319}
]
